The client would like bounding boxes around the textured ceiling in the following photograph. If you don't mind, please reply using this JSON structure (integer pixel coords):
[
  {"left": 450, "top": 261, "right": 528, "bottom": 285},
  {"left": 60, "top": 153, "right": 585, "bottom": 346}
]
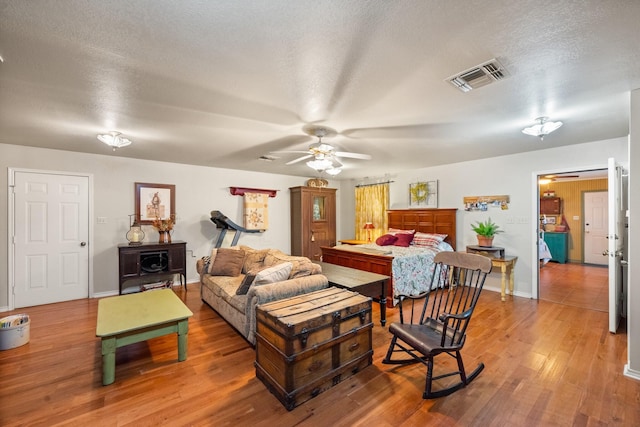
[{"left": 1, "top": 1, "right": 639, "bottom": 179}]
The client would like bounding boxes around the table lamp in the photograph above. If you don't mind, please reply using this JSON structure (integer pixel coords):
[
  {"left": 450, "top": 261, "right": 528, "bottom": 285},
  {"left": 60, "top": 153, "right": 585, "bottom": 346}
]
[{"left": 363, "top": 222, "right": 375, "bottom": 243}]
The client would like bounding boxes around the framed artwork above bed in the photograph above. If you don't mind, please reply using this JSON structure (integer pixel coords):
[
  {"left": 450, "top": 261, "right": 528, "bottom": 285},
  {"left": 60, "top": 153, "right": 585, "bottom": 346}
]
[{"left": 409, "top": 180, "right": 438, "bottom": 208}]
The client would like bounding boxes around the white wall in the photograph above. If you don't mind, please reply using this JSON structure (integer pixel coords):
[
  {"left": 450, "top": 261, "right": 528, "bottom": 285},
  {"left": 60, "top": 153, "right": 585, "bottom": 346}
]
[
  {"left": 338, "top": 137, "right": 628, "bottom": 297},
  {"left": 0, "top": 143, "right": 339, "bottom": 309}
]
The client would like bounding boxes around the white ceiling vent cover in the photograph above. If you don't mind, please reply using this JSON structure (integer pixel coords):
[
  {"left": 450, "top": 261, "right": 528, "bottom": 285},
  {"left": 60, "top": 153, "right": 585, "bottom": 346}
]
[{"left": 446, "top": 59, "right": 509, "bottom": 92}]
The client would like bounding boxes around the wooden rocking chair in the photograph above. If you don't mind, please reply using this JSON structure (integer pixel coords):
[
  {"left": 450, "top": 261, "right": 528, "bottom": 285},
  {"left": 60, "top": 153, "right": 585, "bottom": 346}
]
[{"left": 382, "top": 251, "right": 492, "bottom": 398}]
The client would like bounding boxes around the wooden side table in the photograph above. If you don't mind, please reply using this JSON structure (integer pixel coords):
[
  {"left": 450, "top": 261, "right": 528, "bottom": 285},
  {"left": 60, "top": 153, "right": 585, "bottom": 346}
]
[
  {"left": 490, "top": 256, "right": 518, "bottom": 301},
  {"left": 466, "top": 245, "right": 505, "bottom": 258},
  {"left": 339, "top": 239, "right": 369, "bottom": 245},
  {"left": 466, "top": 247, "right": 517, "bottom": 301}
]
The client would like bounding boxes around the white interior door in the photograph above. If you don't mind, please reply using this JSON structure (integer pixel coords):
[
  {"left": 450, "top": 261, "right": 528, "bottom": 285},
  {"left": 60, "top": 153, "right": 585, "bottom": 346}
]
[
  {"left": 608, "top": 158, "right": 625, "bottom": 333},
  {"left": 12, "top": 171, "right": 89, "bottom": 307},
  {"left": 584, "top": 191, "right": 608, "bottom": 265}
]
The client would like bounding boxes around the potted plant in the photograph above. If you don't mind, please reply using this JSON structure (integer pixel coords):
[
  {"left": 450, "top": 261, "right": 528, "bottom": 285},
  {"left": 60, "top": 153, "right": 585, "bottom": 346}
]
[{"left": 471, "top": 217, "right": 503, "bottom": 247}]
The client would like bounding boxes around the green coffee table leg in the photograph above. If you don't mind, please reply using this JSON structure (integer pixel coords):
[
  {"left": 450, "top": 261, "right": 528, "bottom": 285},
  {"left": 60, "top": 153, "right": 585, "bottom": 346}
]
[
  {"left": 101, "top": 337, "right": 117, "bottom": 385},
  {"left": 177, "top": 319, "right": 189, "bottom": 361}
]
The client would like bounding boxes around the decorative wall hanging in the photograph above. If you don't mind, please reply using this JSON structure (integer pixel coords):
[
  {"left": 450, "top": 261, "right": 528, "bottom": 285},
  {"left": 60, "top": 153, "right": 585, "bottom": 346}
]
[
  {"left": 463, "top": 195, "right": 510, "bottom": 211},
  {"left": 135, "top": 182, "right": 175, "bottom": 225},
  {"left": 243, "top": 192, "right": 269, "bottom": 230},
  {"left": 409, "top": 180, "right": 438, "bottom": 208}
]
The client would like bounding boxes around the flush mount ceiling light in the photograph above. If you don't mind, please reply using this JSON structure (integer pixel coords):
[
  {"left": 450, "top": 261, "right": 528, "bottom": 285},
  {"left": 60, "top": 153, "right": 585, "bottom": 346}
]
[
  {"left": 97, "top": 131, "right": 132, "bottom": 151},
  {"left": 522, "top": 117, "right": 563, "bottom": 141}
]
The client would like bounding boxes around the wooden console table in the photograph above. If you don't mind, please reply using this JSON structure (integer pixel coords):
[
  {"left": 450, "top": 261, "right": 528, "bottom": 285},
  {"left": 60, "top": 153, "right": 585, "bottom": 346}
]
[
  {"left": 118, "top": 241, "right": 187, "bottom": 294},
  {"left": 466, "top": 246, "right": 517, "bottom": 301}
]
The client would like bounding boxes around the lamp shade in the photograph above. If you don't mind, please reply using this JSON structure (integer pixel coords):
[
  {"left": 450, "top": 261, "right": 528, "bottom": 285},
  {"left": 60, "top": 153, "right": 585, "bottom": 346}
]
[{"left": 363, "top": 222, "right": 375, "bottom": 229}]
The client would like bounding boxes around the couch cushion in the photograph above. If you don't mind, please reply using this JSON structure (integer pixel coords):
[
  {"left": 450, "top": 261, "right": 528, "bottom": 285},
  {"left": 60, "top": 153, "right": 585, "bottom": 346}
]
[
  {"left": 210, "top": 248, "right": 246, "bottom": 276},
  {"left": 240, "top": 247, "right": 270, "bottom": 273},
  {"left": 263, "top": 250, "right": 317, "bottom": 279},
  {"left": 235, "top": 265, "right": 270, "bottom": 295},
  {"left": 253, "top": 262, "right": 293, "bottom": 285}
]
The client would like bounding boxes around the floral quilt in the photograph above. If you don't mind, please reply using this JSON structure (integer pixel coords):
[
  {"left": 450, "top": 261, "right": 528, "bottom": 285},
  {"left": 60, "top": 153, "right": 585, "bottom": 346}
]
[{"left": 345, "top": 241, "right": 453, "bottom": 304}]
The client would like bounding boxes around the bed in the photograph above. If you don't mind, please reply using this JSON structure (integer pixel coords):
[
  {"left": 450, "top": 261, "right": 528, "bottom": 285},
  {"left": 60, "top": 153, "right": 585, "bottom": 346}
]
[{"left": 320, "top": 208, "right": 457, "bottom": 307}]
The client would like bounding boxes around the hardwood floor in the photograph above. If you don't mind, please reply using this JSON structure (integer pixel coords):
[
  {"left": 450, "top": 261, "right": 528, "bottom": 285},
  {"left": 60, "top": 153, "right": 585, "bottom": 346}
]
[
  {"left": 540, "top": 262, "right": 609, "bottom": 312},
  {"left": 1, "top": 283, "right": 638, "bottom": 426}
]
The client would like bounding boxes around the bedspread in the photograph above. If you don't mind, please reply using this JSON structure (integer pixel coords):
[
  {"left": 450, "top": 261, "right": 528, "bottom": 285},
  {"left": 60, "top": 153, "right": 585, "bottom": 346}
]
[{"left": 337, "top": 241, "right": 453, "bottom": 302}]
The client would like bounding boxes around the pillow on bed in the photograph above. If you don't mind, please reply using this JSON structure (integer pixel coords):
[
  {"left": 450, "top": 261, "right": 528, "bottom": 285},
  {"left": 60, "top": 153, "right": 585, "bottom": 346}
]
[
  {"left": 413, "top": 232, "right": 447, "bottom": 247},
  {"left": 375, "top": 234, "right": 398, "bottom": 246},
  {"left": 388, "top": 227, "right": 415, "bottom": 235},
  {"left": 393, "top": 233, "right": 414, "bottom": 247}
]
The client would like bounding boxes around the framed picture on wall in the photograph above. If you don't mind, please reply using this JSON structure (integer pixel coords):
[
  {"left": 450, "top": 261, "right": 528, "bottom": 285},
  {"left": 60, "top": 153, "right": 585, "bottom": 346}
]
[
  {"left": 135, "top": 182, "right": 175, "bottom": 224},
  {"left": 409, "top": 180, "right": 438, "bottom": 208}
]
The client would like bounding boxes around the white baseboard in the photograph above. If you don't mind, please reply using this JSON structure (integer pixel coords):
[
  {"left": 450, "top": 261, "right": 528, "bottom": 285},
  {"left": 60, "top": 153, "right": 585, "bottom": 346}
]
[{"left": 624, "top": 364, "right": 640, "bottom": 381}]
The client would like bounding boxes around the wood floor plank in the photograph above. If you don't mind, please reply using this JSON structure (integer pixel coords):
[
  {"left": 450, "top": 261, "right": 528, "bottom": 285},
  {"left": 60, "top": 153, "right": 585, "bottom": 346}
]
[{"left": 1, "top": 268, "right": 639, "bottom": 426}]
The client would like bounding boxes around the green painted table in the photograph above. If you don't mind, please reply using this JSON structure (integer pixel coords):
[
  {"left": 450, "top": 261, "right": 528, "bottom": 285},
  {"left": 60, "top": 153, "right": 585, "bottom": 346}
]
[{"left": 96, "top": 289, "right": 193, "bottom": 385}]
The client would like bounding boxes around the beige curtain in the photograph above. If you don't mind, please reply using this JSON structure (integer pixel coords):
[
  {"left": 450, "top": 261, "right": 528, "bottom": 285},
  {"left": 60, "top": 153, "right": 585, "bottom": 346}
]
[
  {"left": 243, "top": 192, "right": 268, "bottom": 230},
  {"left": 355, "top": 183, "right": 389, "bottom": 242}
]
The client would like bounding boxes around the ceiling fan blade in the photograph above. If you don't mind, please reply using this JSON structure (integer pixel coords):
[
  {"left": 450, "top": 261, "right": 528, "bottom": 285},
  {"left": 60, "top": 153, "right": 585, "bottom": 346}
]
[
  {"left": 270, "top": 150, "right": 312, "bottom": 155},
  {"left": 332, "top": 157, "right": 344, "bottom": 167},
  {"left": 335, "top": 151, "right": 372, "bottom": 160},
  {"left": 286, "top": 154, "right": 313, "bottom": 165}
]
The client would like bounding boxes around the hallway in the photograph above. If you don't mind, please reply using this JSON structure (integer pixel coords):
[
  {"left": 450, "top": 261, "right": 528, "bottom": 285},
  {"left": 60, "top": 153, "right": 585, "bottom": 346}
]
[{"left": 539, "top": 262, "right": 608, "bottom": 312}]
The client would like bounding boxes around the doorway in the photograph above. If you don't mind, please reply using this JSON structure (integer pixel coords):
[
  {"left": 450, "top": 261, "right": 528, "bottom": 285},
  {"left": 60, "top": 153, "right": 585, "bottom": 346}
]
[
  {"left": 537, "top": 169, "right": 608, "bottom": 311},
  {"left": 8, "top": 169, "right": 92, "bottom": 309}
]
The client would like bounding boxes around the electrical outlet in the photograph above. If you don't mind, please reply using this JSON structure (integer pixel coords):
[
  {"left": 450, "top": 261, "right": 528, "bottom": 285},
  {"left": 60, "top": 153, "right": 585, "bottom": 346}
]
[{"left": 97, "top": 217, "right": 107, "bottom": 224}]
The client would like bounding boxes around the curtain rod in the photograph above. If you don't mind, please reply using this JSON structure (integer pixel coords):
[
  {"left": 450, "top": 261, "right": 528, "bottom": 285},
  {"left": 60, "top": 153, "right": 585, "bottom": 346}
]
[{"left": 355, "top": 180, "right": 394, "bottom": 188}]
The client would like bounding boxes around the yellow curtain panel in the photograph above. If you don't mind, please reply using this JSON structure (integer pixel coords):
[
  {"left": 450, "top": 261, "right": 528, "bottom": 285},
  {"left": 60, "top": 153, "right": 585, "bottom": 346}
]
[
  {"left": 355, "top": 183, "right": 389, "bottom": 241},
  {"left": 243, "top": 192, "right": 268, "bottom": 230}
]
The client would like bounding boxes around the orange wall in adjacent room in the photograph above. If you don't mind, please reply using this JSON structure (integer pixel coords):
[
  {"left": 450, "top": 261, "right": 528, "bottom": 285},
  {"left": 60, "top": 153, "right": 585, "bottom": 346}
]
[{"left": 540, "top": 178, "right": 608, "bottom": 262}]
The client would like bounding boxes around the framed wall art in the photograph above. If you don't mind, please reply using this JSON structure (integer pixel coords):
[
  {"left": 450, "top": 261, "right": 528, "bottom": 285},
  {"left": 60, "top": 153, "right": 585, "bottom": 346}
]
[
  {"left": 409, "top": 180, "right": 438, "bottom": 208},
  {"left": 135, "top": 182, "right": 175, "bottom": 224}
]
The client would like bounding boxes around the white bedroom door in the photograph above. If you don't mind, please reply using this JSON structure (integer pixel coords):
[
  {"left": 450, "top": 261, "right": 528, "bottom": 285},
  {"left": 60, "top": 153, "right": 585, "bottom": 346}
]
[
  {"left": 607, "top": 158, "right": 626, "bottom": 333},
  {"left": 584, "top": 191, "right": 608, "bottom": 265},
  {"left": 12, "top": 170, "right": 90, "bottom": 308}
]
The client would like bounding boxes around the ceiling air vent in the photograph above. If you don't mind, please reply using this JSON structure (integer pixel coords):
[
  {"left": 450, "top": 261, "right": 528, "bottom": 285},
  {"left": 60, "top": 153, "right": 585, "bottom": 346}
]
[{"left": 446, "top": 58, "right": 509, "bottom": 93}]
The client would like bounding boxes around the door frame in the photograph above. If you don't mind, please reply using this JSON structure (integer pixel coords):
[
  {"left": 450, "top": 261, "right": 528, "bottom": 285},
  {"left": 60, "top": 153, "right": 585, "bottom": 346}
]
[
  {"left": 7, "top": 168, "right": 94, "bottom": 310},
  {"left": 531, "top": 163, "right": 608, "bottom": 300}
]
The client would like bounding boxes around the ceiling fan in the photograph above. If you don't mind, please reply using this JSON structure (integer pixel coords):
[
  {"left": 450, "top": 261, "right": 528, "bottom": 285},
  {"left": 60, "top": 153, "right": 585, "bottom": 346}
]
[
  {"left": 270, "top": 126, "right": 372, "bottom": 171},
  {"left": 542, "top": 174, "right": 580, "bottom": 181}
]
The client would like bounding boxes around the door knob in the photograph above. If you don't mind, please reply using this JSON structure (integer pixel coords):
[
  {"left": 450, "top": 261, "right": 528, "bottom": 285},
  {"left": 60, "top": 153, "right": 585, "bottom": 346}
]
[{"left": 80, "top": 242, "right": 87, "bottom": 247}]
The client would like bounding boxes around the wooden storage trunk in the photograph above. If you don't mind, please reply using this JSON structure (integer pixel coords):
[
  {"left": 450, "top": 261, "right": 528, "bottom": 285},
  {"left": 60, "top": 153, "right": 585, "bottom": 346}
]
[{"left": 255, "top": 287, "right": 373, "bottom": 410}]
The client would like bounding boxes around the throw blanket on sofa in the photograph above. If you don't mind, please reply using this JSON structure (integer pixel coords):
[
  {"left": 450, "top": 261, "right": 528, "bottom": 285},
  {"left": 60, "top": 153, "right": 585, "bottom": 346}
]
[{"left": 243, "top": 192, "right": 269, "bottom": 230}]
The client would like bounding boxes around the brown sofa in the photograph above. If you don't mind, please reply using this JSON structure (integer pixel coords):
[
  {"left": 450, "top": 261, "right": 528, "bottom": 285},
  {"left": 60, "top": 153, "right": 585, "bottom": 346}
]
[{"left": 196, "top": 246, "right": 329, "bottom": 345}]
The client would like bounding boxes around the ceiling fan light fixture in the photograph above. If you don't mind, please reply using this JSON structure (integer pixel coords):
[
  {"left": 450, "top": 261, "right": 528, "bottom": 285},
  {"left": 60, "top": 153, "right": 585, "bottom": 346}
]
[
  {"left": 97, "top": 131, "right": 132, "bottom": 151},
  {"left": 325, "top": 167, "right": 342, "bottom": 176},
  {"left": 306, "top": 158, "right": 333, "bottom": 171},
  {"left": 522, "top": 117, "right": 563, "bottom": 140}
]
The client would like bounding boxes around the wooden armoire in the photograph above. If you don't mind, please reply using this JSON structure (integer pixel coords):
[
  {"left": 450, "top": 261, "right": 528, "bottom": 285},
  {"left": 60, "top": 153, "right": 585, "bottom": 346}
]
[{"left": 290, "top": 186, "right": 336, "bottom": 260}]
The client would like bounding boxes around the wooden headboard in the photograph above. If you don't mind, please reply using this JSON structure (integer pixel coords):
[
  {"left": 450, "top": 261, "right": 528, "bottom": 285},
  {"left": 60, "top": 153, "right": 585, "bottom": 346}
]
[{"left": 387, "top": 208, "right": 457, "bottom": 250}]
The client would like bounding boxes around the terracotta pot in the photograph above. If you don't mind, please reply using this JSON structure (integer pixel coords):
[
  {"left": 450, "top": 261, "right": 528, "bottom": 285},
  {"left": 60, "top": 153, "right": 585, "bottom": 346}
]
[{"left": 476, "top": 235, "right": 494, "bottom": 247}]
